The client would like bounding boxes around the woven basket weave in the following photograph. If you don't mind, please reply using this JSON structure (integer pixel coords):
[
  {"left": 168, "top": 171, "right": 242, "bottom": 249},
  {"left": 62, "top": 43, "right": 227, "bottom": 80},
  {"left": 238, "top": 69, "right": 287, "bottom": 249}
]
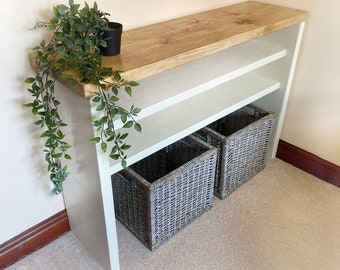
[
  {"left": 111, "top": 135, "right": 217, "bottom": 251},
  {"left": 195, "top": 104, "right": 275, "bottom": 199}
]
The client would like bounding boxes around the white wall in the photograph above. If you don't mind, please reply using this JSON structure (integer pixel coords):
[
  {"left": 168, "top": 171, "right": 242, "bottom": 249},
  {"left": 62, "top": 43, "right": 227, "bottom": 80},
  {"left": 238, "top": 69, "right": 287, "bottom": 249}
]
[
  {"left": 0, "top": 0, "right": 66, "bottom": 244},
  {"left": 262, "top": 0, "right": 340, "bottom": 166},
  {"left": 0, "top": 0, "right": 240, "bottom": 245}
]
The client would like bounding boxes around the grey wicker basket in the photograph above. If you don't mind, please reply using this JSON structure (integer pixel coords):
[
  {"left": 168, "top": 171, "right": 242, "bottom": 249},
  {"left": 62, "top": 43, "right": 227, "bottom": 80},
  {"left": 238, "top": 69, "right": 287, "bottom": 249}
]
[
  {"left": 195, "top": 104, "right": 275, "bottom": 199},
  {"left": 111, "top": 135, "right": 217, "bottom": 251}
]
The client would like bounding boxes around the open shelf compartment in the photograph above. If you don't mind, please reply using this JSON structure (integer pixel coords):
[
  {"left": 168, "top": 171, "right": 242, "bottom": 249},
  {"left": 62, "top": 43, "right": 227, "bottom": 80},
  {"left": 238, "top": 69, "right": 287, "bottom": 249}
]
[
  {"left": 108, "top": 72, "right": 280, "bottom": 174},
  {"left": 112, "top": 39, "right": 285, "bottom": 129}
]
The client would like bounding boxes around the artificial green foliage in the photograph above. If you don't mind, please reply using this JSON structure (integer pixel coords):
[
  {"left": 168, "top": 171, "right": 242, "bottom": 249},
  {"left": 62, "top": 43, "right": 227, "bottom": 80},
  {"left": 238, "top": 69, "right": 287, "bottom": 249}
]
[
  {"left": 24, "top": 0, "right": 141, "bottom": 194},
  {"left": 90, "top": 70, "right": 141, "bottom": 169}
]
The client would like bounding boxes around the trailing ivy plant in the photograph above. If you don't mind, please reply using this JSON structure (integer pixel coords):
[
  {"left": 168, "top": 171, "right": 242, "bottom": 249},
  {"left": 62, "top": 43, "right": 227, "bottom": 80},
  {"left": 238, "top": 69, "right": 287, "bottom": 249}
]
[{"left": 24, "top": 0, "right": 141, "bottom": 194}]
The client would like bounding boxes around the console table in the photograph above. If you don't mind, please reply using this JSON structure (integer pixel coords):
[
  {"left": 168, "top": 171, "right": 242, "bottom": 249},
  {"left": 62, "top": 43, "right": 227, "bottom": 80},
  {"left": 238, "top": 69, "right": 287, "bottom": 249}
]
[{"left": 56, "top": 2, "right": 307, "bottom": 269}]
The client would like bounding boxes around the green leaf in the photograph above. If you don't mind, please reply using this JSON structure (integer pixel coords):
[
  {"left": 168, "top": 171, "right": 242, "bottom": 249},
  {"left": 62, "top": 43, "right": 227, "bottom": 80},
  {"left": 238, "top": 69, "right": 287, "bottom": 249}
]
[
  {"left": 92, "top": 96, "right": 101, "bottom": 103},
  {"left": 57, "top": 130, "right": 65, "bottom": 139},
  {"left": 128, "top": 81, "right": 139, "bottom": 87},
  {"left": 60, "top": 74, "right": 76, "bottom": 82},
  {"left": 31, "top": 108, "right": 37, "bottom": 114},
  {"left": 64, "top": 154, "right": 72, "bottom": 160},
  {"left": 25, "top": 77, "right": 35, "bottom": 83},
  {"left": 53, "top": 99, "right": 61, "bottom": 106},
  {"left": 119, "top": 133, "right": 128, "bottom": 140},
  {"left": 120, "top": 114, "right": 127, "bottom": 123},
  {"left": 57, "top": 4, "right": 68, "bottom": 16},
  {"left": 99, "top": 116, "right": 108, "bottom": 124},
  {"left": 96, "top": 103, "right": 105, "bottom": 111},
  {"left": 110, "top": 145, "right": 118, "bottom": 154},
  {"left": 107, "top": 120, "right": 114, "bottom": 131},
  {"left": 121, "top": 160, "right": 127, "bottom": 168},
  {"left": 23, "top": 103, "right": 34, "bottom": 108},
  {"left": 100, "top": 67, "right": 113, "bottom": 77},
  {"left": 53, "top": 152, "right": 63, "bottom": 158},
  {"left": 34, "top": 120, "right": 44, "bottom": 125},
  {"left": 57, "top": 51, "right": 70, "bottom": 59},
  {"left": 114, "top": 72, "right": 121, "bottom": 82},
  {"left": 109, "top": 154, "right": 120, "bottom": 160},
  {"left": 61, "top": 143, "right": 72, "bottom": 150},
  {"left": 101, "top": 142, "right": 107, "bottom": 152},
  {"left": 121, "top": 144, "right": 131, "bottom": 150},
  {"left": 65, "top": 40, "right": 75, "bottom": 49},
  {"left": 40, "top": 130, "right": 51, "bottom": 138},
  {"left": 132, "top": 107, "right": 142, "bottom": 114},
  {"left": 122, "top": 121, "right": 133, "bottom": 128},
  {"left": 125, "top": 86, "right": 132, "bottom": 97},
  {"left": 111, "top": 86, "right": 119, "bottom": 95},
  {"left": 48, "top": 22, "right": 57, "bottom": 31},
  {"left": 90, "top": 137, "right": 101, "bottom": 143},
  {"left": 134, "top": 123, "right": 142, "bottom": 133},
  {"left": 92, "top": 120, "right": 102, "bottom": 127},
  {"left": 40, "top": 39, "right": 46, "bottom": 48},
  {"left": 99, "top": 40, "right": 107, "bottom": 47},
  {"left": 106, "top": 136, "right": 115, "bottom": 142},
  {"left": 110, "top": 96, "right": 119, "bottom": 102}
]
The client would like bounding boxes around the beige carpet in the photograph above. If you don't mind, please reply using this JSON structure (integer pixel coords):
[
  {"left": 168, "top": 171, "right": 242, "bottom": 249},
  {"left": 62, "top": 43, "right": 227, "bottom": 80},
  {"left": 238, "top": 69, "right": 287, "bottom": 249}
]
[{"left": 6, "top": 159, "right": 340, "bottom": 270}]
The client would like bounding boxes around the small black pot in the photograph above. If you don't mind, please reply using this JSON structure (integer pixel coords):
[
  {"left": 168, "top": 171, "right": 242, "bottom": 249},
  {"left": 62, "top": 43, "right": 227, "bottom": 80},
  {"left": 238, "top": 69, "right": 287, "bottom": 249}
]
[{"left": 100, "top": 22, "right": 123, "bottom": 56}]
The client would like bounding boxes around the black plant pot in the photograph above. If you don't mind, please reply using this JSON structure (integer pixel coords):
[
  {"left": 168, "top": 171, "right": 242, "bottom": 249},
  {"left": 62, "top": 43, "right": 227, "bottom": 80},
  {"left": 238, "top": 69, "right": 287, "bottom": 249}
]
[{"left": 100, "top": 22, "right": 123, "bottom": 56}]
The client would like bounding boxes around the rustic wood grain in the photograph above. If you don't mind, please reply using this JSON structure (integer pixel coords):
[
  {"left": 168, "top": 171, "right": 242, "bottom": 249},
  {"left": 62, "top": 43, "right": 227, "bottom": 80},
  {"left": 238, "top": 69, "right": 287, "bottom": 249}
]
[
  {"left": 101, "top": 1, "right": 307, "bottom": 83},
  {"left": 30, "top": 1, "right": 307, "bottom": 98}
]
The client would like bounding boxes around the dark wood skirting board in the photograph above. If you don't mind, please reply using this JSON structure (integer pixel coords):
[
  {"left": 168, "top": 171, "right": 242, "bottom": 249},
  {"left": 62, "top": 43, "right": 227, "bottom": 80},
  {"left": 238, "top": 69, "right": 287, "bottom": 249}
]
[
  {"left": 1, "top": 140, "right": 338, "bottom": 269},
  {"left": 0, "top": 210, "right": 70, "bottom": 269},
  {"left": 276, "top": 139, "right": 340, "bottom": 188}
]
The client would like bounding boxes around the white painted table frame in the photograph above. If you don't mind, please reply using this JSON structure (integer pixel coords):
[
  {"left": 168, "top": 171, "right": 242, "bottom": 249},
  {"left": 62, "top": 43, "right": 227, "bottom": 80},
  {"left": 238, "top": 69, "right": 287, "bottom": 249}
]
[{"left": 59, "top": 19, "right": 305, "bottom": 270}]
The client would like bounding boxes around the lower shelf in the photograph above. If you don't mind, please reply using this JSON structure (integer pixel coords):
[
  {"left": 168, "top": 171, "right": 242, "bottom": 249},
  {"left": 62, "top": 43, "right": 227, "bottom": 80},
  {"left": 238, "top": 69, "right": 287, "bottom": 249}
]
[{"left": 108, "top": 72, "right": 280, "bottom": 174}]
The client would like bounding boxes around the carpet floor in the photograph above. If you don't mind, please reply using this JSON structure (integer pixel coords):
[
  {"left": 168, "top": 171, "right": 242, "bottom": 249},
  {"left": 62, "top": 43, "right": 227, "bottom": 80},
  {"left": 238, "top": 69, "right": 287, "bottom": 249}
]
[{"left": 5, "top": 158, "right": 340, "bottom": 270}]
